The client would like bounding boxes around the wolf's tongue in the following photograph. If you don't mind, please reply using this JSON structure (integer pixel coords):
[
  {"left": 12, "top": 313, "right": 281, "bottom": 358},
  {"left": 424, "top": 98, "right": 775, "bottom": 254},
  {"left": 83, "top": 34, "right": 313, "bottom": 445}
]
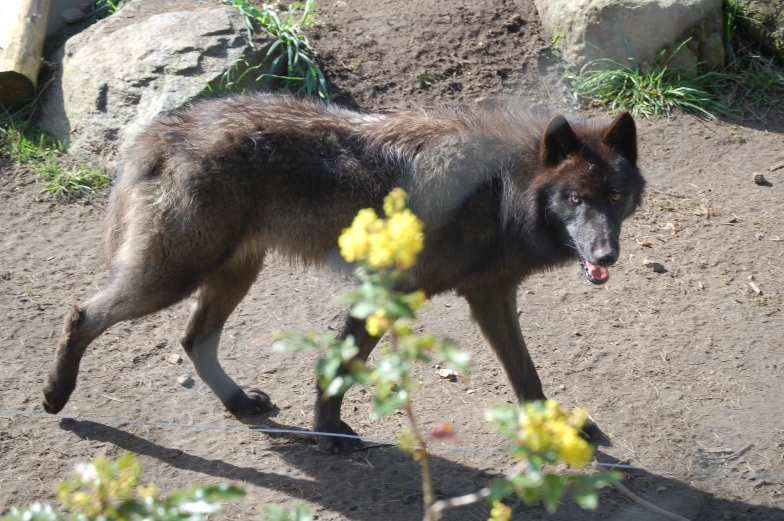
[{"left": 585, "top": 261, "right": 609, "bottom": 281}]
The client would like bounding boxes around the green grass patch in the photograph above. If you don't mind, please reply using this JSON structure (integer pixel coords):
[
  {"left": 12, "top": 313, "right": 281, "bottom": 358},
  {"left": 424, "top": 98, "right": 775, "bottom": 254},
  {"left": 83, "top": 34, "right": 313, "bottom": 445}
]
[
  {"left": 92, "top": 0, "right": 129, "bottom": 19},
  {"left": 565, "top": 18, "right": 784, "bottom": 119},
  {"left": 215, "top": 0, "right": 327, "bottom": 98},
  {"left": 1, "top": 111, "right": 110, "bottom": 200}
]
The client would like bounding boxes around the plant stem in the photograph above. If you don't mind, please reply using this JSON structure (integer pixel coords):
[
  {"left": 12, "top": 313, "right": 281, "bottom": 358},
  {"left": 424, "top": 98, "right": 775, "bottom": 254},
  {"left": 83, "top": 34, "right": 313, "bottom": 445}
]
[{"left": 404, "top": 401, "right": 437, "bottom": 521}]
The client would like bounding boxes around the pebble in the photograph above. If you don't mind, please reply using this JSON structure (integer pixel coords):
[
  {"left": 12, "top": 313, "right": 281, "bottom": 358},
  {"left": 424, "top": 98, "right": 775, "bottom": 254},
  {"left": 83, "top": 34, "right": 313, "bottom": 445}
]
[
  {"left": 436, "top": 368, "right": 459, "bottom": 381},
  {"left": 167, "top": 353, "right": 182, "bottom": 365},
  {"left": 753, "top": 173, "right": 768, "bottom": 185},
  {"left": 177, "top": 375, "right": 195, "bottom": 387},
  {"left": 643, "top": 258, "right": 666, "bottom": 273}
]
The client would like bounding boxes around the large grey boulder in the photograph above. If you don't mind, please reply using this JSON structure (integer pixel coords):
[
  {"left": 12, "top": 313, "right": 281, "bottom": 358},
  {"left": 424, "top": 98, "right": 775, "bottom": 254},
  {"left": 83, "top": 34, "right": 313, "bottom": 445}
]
[
  {"left": 40, "top": 0, "right": 275, "bottom": 167},
  {"left": 736, "top": 0, "right": 784, "bottom": 60},
  {"left": 532, "top": 0, "right": 725, "bottom": 71}
]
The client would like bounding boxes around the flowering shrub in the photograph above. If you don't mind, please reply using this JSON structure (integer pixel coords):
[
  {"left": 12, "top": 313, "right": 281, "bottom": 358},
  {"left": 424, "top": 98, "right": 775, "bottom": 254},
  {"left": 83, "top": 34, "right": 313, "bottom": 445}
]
[{"left": 1, "top": 454, "right": 244, "bottom": 521}]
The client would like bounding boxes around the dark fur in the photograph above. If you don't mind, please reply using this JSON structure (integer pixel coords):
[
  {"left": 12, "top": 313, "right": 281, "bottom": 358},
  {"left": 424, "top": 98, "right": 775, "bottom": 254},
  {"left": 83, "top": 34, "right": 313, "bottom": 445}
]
[{"left": 42, "top": 93, "right": 645, "bottom": 452}]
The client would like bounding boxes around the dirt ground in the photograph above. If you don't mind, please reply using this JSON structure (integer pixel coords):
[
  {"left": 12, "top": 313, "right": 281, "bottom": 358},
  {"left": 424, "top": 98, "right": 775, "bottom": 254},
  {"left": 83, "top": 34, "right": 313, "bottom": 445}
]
[{"left": 2, "top": 0, "right": 784, "bottom": 520}]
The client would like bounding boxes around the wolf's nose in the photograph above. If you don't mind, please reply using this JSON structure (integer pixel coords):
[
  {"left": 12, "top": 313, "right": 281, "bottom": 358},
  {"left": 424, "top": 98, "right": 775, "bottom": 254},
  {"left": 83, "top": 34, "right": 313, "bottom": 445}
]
[{"left": 595, "top": 251, "right": 618, "bottom": 267}]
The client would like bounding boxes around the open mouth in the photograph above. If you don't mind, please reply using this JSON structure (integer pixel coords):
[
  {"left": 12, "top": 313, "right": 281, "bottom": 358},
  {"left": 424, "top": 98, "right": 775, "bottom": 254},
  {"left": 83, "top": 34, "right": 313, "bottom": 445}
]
[{"left": 579, "top": 256, "right": 609, "bottom": 284}]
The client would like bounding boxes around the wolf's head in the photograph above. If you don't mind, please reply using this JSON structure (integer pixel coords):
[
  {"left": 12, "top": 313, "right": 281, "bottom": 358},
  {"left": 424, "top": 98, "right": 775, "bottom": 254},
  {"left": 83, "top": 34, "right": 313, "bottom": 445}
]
[{"left": 535, "top": 111, "right": 645, "bottom": 284}]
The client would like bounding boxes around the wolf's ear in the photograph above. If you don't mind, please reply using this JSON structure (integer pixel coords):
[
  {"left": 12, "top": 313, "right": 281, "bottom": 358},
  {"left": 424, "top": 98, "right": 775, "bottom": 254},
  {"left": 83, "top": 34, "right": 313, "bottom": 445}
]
[
  {"left": 602, "top": 111, "right": 637, "bottom": 163},
  {"left": 541, "top": 115, "right": 580, "bottom": 166}
]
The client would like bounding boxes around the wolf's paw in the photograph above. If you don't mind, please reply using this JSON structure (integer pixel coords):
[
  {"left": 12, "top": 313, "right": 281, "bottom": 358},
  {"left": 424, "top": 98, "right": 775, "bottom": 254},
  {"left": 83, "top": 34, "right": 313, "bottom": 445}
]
[
  {"left": 579, "top": 419, "right": 603, "bottom": 442},
  {"left": 42, "top": 379, "right": 73, "bottom": 414},
  {"left": 315, "top": 420, "right": 364, "bottom": 454},
  {"left": 228, "top": 388, "right": 274, "bottom": 416}
]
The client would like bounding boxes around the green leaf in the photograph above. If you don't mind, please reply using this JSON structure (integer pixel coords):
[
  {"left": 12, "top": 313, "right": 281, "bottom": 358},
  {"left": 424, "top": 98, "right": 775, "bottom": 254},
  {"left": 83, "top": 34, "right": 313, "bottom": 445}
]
[
  {"left": 441, "top": 346, "right": 471, "bottom": 373},
  {"left": 542, "top": 473, "right": 567, "bottom": 513},
  {"left": 349, "top": 301, "right": 379, "bottom": 319},
  {"left": 572, "top": 488, "right": 599, "bottom": 510},
  {"left": 487, "top": 477, "right": 515, "bottom": 502},
  {"left": 372, "top": 389, "right": 409, "bottom": 417},
  {"left": 385, "top": 297, "right": 416, "bottom": 319}
]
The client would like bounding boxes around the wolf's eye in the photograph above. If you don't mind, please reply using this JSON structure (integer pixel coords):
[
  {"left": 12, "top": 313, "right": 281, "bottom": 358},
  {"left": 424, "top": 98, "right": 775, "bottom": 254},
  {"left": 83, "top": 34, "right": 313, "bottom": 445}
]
[
  {"left": 611, "top": 193, "right": 622, "bottom": 202},
  {"left": 570, "top": 195, "right": 582, "bottom": 204}
]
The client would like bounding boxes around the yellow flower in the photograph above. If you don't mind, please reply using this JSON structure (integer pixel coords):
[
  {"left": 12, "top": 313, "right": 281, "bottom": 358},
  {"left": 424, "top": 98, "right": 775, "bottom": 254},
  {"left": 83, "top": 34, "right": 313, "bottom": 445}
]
[
  {"left": 338, "top": 208, "right": 380, "bottom": 263},
  {"left": 338, "top": 189, "right": 425, "bottom": 270},
  {"left": 489, "top": 500, "right": 512, "bottom": 521},
  {"left": 385, "top": 209, "right": 424, "bottom": 269},
  {"left": 368, "top": 231, "right": 396, "bottom": 268},
  {"left": 405, "top": 290, "right": 427, "bottom": 311},
  {"left": 557, "top": 430, "right": 593, "bottom": 468},
  {"left": 518, "top": 401, "right": 593, "bottom": 468},
  {"left": 383, "top": 187, "right": 408, "bottom": 217},
  {"left": 366, "top": 309, "right": 391, "bottom": 336}
]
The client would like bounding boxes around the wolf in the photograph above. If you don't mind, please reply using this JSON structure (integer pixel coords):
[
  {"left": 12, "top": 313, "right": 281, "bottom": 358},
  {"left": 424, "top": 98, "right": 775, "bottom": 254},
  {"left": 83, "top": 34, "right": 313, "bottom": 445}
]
[{"left": 41, "top": 93, "right": 645, "bottom": 453}]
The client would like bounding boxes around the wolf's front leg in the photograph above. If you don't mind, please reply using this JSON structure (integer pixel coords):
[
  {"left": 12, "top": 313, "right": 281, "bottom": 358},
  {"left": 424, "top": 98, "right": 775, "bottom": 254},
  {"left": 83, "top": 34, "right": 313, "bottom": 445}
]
[
  {"left": 463, "top": 286, "right": 547, "bottom": 401},
  {"left": 464, "top": 285, "right": 601, "bottom": 440},
  {"left": 313, "top": 315, "right": 381, "bottom": 454}
]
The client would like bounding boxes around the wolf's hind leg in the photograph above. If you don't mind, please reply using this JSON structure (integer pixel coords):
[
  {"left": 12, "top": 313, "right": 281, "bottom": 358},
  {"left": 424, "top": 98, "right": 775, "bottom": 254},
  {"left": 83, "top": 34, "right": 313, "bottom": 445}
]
[
  {"left": 42, "top": 262, "right": 199, "bottom": 414},
  {"left": 313, "top": 315, "right": 381, "bottom": 453},
  {"left": 181, "top": 256, "right": 271, "bottom": 416}
]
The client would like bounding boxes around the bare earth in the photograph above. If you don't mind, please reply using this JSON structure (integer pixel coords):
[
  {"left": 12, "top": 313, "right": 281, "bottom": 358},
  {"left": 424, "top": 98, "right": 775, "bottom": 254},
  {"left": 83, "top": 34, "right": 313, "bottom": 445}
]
[{"left": 1, "top": 0, "right": 783, "bottom": 520}]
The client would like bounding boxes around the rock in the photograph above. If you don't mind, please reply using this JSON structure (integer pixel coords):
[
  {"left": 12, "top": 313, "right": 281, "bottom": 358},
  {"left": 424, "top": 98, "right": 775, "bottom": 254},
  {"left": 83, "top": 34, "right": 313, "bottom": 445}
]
[
  {"left": 177, "top": 375, "right": 195, "bottom": 388},
  {"left": 736, "top": 0, "right": 784, "bottom": 61},
  {"left": 40, "top": 0, "right": 278, "bottom": 167},
  {"left": 753, "top": 173, "right": 769, "bottom": 185},
  {"left": 532, "top": 0, "right": 725, "bottom": 71},
  {"left": 167, "top": 353, "right": 182, "bottom": 365},
  {"left": 643, "top": 259, "right": 667, "bottom": 273},
  {"left": 436, "top": 368, "right": 460, "bottom": 381},
  {"left": 61, "top": 8, "right": 85, "bottom": 24},
  {"left": 61, "top": 7, "right": 85, "bottom": 24}
]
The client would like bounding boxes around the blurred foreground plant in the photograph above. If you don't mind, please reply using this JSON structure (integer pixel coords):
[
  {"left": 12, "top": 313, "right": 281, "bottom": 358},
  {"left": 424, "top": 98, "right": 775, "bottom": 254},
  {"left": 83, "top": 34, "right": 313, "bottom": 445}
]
[
  {"left": 1, "top": 454, "right": 244, "bottom": 521},
  {"left": 277, "top": 188, "right": 619, "bottom": 520}
]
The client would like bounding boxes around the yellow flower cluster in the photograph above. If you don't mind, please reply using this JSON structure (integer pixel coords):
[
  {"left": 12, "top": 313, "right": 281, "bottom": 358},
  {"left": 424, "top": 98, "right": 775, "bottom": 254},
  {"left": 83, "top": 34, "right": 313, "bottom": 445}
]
[
  {"left": 338, "top": 188, "right": 424, "bottom": 270},
  {"left": 366, "top": 309, "right": 391, "bottom": 337},
  {"left": 488, "top": 500, "right": 512, "bottom": 521},
  {"left": 519, "top": 400, "right": 593, "bottom": 468}
]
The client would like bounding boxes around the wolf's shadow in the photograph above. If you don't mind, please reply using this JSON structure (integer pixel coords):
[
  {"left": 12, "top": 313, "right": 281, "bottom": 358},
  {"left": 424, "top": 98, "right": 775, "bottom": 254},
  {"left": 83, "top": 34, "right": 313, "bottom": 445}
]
[{"left": 58, "top": 419, "right": 781, "bottom": 521}]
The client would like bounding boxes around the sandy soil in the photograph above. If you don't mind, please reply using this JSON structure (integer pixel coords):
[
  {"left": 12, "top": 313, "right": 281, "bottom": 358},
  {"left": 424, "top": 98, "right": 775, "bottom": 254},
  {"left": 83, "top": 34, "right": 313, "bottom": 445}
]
[{"left": 1, "top": 0, "right": 783, "bottom": 520}]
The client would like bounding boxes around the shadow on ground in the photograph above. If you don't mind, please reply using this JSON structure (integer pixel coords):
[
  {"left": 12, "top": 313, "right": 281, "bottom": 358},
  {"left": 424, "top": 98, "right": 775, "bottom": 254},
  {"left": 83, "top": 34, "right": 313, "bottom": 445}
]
[{"left": 60, "top": 419, "right": 783, "bottom": 521}]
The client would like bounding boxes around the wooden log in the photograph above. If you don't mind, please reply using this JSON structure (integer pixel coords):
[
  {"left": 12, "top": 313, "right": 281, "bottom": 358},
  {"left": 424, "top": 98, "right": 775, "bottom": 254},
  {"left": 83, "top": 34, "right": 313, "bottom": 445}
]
[{"left": 0, "top": 0, "right": 51, "bottom": 106}]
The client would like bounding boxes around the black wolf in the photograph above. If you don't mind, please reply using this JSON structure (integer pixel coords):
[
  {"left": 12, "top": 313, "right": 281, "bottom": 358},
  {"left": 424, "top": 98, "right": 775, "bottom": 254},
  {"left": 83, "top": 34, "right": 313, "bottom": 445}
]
[{"left": 42, "top": 94, "right": 645, "bottom": 453}]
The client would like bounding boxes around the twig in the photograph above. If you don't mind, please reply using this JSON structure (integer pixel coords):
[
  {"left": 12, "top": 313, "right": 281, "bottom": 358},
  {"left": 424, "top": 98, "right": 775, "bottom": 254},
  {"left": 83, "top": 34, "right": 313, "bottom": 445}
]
[
  {"left": 406, "top": 401, "right": 437, "bottom": 521},
  {"left": 431, "top": 460, "right": 527, "bottom": 518},
  {"left": 611, "top": 476, "right": 691, "bottom": 521}
]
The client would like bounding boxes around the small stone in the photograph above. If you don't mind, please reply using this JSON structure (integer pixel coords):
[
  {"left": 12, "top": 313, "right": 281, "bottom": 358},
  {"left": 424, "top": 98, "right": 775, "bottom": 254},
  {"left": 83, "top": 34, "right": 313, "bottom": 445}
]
[
  {"left": 466, "top": 389, "right": 475, "bottom": 394},
  {"left": 643, "top": 259, "right": 666, "bottom": 273},
  {"left": 559, "top": 384, "right": 566, "bottom": 390},
  {"left": 167, "top": 353, "right": 182, "bottom": 365},
  {"left": 749, "top": 282, "right": 762, "bottom": 296},
  {"left": 436, "top": 368, "right": 459, "bottom": 381},
  {"left": 753, "top": 173, "right": 768, "bottom": 185},
  {"left": 62, "top": 8, "right": 85, "bottom": 24},
  {"left": 177, "top": 375, "right": 195, "bottom": 388}
]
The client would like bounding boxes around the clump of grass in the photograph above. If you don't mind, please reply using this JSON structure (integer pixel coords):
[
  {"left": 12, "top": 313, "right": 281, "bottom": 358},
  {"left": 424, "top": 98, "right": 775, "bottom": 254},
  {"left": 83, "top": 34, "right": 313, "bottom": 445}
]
[
  {"left": 92, "top": 0, "right": 129, "bottom": 19},
  {"left": 219, "top": 0, "right": 327, "bottom": 98},
  {"left": 564, "top": 42, "right": 734, "bottom": 119},
  {"left": 1, "top": 111, "right": 110, "bottom": 200},
  {"left": 565, "top": 8, "right": 784, "bottom": 120}
]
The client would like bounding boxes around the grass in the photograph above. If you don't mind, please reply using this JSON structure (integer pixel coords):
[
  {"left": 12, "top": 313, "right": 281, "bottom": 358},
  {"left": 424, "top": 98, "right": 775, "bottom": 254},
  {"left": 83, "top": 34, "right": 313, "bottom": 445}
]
[
  {"left": 565, "top": 7, "right": 784, "bottom": 120},
  {"left": 92, "top": 0, "right": 129, "bottom": 19},
  {"left": 1, "top": 109, "right": 110, "bottom": 200},
  {"left": 217, "top": 0, "right": 327, "bottom": 98}
]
